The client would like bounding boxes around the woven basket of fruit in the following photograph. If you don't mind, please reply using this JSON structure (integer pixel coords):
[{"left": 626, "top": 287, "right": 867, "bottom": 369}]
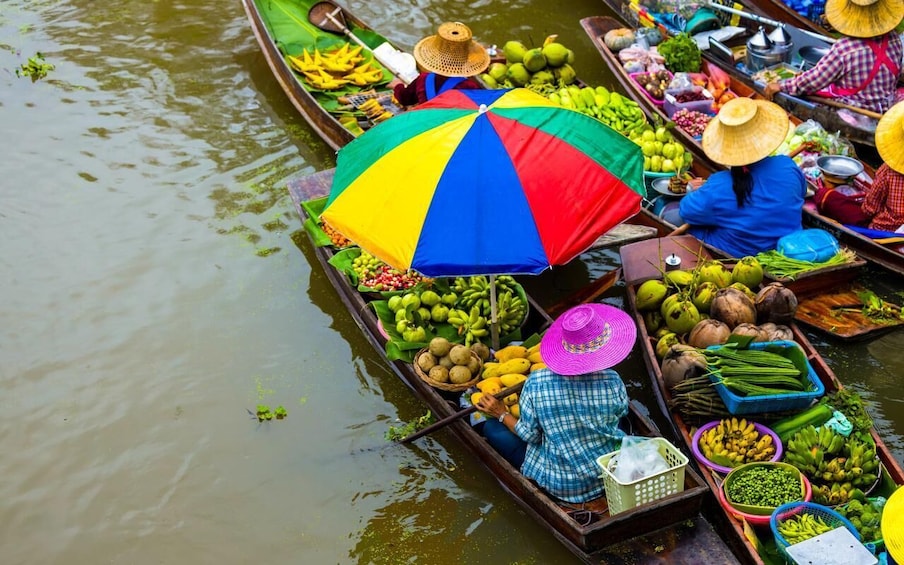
[{"left": 413, "top": 342, "right": 482, "bottom": 392}]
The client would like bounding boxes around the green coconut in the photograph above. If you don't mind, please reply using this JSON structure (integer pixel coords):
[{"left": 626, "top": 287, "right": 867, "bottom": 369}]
[
  {"left": 503, "top": 40, "right": 528, "bottom": 65},
  {"left": 487, "top": 62, "right": 509, "bottom": 82},
  {"left": 522, "top": 48, "right": 547, "bottom": 72},
  {"left": 732, "top": 256, "right": 765, "bottom": 288},
  {"left": 506, "top": 63, "right": 531, "bottom": 86},
  {"left": 636, "top": 279, "right": 669, "bottom": 311},
  {"left": 542, "top": 42, "right": 569, "bottom": 67}
]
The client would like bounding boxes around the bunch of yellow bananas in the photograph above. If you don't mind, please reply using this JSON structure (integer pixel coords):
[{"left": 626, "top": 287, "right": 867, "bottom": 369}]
[
  {"left": 699, "top": 417, "right": 776, "bottom": 467},
  {"left": 358, "top": 98, "right": 393, "bottom": 123},
  {"left": 287, "top": 42, "right": 385, "bottom": 90}
]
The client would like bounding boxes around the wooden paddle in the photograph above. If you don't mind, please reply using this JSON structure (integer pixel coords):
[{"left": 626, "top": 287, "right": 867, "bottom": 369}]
[
  {"left": 398, "top": 381, "right": 525, "bottom": 444},
  {"left": 803, "top": 96, "right": 883, "bottom": 120}
]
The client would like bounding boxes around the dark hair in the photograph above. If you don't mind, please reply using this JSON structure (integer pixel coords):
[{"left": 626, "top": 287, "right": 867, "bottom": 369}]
[{"left": 729, "top": 166, "right": 754, "bottom": 208}]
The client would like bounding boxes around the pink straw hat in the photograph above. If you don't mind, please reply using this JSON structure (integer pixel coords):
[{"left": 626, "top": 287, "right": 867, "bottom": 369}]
[{"left": 540, "top": 304, "right": 637, "bottom": 376}]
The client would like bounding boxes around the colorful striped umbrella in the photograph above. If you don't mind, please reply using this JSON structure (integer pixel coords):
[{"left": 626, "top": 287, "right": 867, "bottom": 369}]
[{"left": 321, "top": 88, "right": 645, "bottom": 278}]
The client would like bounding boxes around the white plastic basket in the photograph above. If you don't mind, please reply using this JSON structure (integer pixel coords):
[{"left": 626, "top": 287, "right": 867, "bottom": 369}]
[{"left": 596, "top": 437, "right": 688, "bottom": 515}]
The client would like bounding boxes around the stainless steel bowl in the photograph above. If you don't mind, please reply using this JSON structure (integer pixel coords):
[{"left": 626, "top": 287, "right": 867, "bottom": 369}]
[{"left": 816, "top": 155, "right": 864, "bottom": 181}]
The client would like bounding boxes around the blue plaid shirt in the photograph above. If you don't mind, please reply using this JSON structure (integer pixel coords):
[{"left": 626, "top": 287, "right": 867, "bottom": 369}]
[{"left": 514, "top": 368, "right": 628, "bottom": 503}]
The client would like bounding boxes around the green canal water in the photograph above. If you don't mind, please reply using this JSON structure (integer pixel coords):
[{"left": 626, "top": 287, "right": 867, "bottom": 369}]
[{"left": 0, "top": 0, "right": 901, "bottom": 563}]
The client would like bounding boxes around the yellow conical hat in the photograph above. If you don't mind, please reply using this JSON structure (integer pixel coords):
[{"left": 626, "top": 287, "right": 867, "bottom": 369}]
[
  {"left": 876, "top": 100, "right": 904, "bottom": 173},
  {"left": 825, "top": 0, "right": 904, "bottom": 37},
  {"left": 702, "top": 98, "right": 789, "bottom": 167}
]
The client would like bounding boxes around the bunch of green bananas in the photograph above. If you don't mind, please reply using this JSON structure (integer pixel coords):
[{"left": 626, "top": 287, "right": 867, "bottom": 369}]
[
  {"left": 777, "top": 512, "right": 834, "bottom": 545},
  {"left": 783, "top": 425, "right": 880, "bottom": 505},
  {"left": 451, "top": 275, "right": 526, "bottom": 333},
  {"left": 547, "top": 86, "right": 647, "bottom": 136},
  {"left": 447, "top": 306, "right": 488, "bottom": 346}
]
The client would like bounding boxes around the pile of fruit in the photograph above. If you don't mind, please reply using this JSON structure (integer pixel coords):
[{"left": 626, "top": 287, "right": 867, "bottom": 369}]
[
  {"left": 351, "top": 250, "right": 424, "bottom": 290},
  {"left": 480, "top": 35, "right": 576, "bottom": 92},
  {"left": 320, "top": 220, "right": 352, "bottom": 247},
  {"left": 628, "top": 124, "right": 694, "bottom": 174},
  {"left": 632, "top": 70, "right": 672, "bottom": 101},
  {"left": 287, "top": 42, "right": 386, "bottom": 90},
  {"left": 837, "top": 498, "right": 884, "bottom": 543},
  {"left": 698, "top": 417, "right": 777, "bottom": 468},
  {"left": 783, "top": 424, "right": 881, "bottom": 505},
  {"left": 388, "top": 289, "right": 457, "bottom": 343},
  {"left": 471, "top": 343, "right": 545, "bottom": 417},
  {"left": 416, "top": 337, "right": 484, "bottom": 385},
  {"left": 451, "top": 275, "right": 527, "bottom": 335}
]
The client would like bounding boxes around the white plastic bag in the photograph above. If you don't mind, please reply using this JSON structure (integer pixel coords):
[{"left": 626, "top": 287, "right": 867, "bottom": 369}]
[{"left": 612, "top": 436, "right": 669, "bottom": 483}]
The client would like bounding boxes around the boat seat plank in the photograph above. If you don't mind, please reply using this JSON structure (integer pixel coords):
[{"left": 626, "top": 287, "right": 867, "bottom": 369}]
[
  {"left": 589, "top": 224, "right": 659, "bottom": 250},
  {"left": 794, "top": 284, "right": 904, "bottom": 339}
]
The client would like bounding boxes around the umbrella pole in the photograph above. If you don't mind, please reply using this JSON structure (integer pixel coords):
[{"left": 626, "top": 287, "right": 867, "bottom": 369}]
[{"left": 489, "top": 274, "right": 500, "bottom": 351}]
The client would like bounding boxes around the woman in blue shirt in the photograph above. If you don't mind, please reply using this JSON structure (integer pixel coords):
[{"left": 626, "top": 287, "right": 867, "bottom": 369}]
[{"left": 676, "top": 98, "right": 806, "bottom": 258}]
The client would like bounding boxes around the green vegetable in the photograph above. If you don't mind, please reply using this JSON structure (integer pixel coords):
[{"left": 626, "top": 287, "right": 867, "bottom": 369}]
[
  {"left": 770, "top": 403, "right": 835, "bottom": 443},
  {"left": 15, "top": 52, "right": 54, "bottom": 81},
  {"left": 385, "top": 411, "right": 433, "bottom": 441},
  {"left": 657, "top": 33, "right": 701, "bottom": 73},
  {"left": 726, "top": 466, "right": 802, "bottom": 507},
  {"left": 821, "top": 389, "right": 874, "bottom": 435},
  {"left": 754, "top": 249, "right": 858, "bottom": 280}
]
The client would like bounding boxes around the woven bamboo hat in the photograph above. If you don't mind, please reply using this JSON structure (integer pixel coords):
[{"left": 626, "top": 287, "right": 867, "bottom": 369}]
[
  {"left": 413, "top": 22, "right": 490, "bottom": 78},
  {"left": 882, "top": 486, "right": 904, "bottom": 562},
  {"left": 876, "top": 99, "right": 904, "bottom": 173},
  {"left": 825, "top": 0, "right": 904, "bottom": 37},
  {"left": 702, "top": 97, "right": 789, "bottom": 167}
]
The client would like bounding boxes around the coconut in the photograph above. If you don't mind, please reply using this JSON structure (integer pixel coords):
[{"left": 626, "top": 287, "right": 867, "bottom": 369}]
[
  {"left": 664, "top": 297, "right": 701, "bottom": 334},
  {"left": 529, "top": 70, "right": 555, "bottom": 85},
  {"left": 449, "top": 344, "right": 472, "bottom": 366},
  {"left": 643, "top": 310, "right": 664, "bottom": 333},
  {"left": 732, "top": 323, "right": 768, "bottom": 341},
  {"left": 756, "top": 282, "right": 799, "bottom": 325},
  {"left": 661, "top": 344, "right": 708, "bottom": 391},
  {"left": 687, "top": 319, "right": 731, "bottom": 348},
  {"left": 729, "top": 282, "right": 757, "bottom": 302},
  {"left": 660, "top": 292, "right": 683, "bottom": 318},
  {"left": 732, "top": 256, "right": 764, "bottom": 288},
  {"left": 695, "top": 260, "right": 733, "bottom": 288},
  {"left": 541, "top": 42, "right": 569, "bottom": 67},
  {"left": 665, "top": 269, "right": 694, "bottom": 288},
  {"left": 709, "top": 287, "right": 757, "bottom": 329},
  {"left": 506, "top": 63, "right": 531, "bottom": 86},
  {"left": 692, "top": 281, "right": 719, "bottom": 312},
  {"left": 636, "top": 278, "right": 669, "bottom": 311},
  {"left": 655, "top": 332, "right": 681, "bottom": 359},
  {"left": 487, "top": 62, "right": 508, "bottom": 82},
  {"left": 770, "top": 324, "right": 794, "bottom": 341},
  {"left": 502, "top": 40, "right": 528, "bottom": 65},
  {"left": 522, "top": 48, "right": 547, "bottom": 72},
  {"left": 552, "top": 63, "right": 576, "bottom": 85}
]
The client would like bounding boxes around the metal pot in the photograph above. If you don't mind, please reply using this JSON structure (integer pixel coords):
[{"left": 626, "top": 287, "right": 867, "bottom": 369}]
[
  {"left": 746, "top": 48, "right": 787, "bottom": 72},
  {"left": 745, "top": 26, "right": 793, "bottom": 71}
]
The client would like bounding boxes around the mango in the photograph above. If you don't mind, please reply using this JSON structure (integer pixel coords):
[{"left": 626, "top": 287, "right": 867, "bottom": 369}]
[
  {"left": 527, "top": 351, "right": 543, "bottom": 364},
  {"left": 510, "top": 404, "right": 521, "bottom": 418},
  {"left": 497, "top": 357, "right": 531, "bottom": 375},
  {"left": 499, "top": 373, "right": 527, "bottom": 387},
  {"left": 477, "top": 377, "right": 503, "bottom": 394},
  {"left": 481, "top": 362, "right": 500, "bottom": 379},
  {"left": 530, "top": 362, "right": 547, "bottom": 373},
  {"left": 494, "top": 345, "right": 528, "bottom": 363},
  {"left": 471, "top": 391, "right": 485, "bottom": 406}
]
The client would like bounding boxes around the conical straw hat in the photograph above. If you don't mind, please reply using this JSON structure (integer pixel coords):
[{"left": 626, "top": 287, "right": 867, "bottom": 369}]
[
  {"left": 882, "top": 486, "right": 904, "bottom": 562},
  {"left": 876, "top": 100, "right": 904, "bottom": 173},
  {"left": 413, "top": 22, "right": 490, "bottom": 78},
  {"left": 701, "top": 98, "right": 789, "bottom": 167},
  {"left": 825, "top": 0, "right": 904, "bottom": 37}
]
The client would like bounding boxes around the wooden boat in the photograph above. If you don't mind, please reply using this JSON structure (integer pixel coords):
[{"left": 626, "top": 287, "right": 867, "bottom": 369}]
[
  {"left": 583, "top": 16, "right": 895, "bottom": 290},
  {"left": 619, "top": 235, "right": 904, "bottom": 565},
  {"left": 286, "top": 168, "right": 747, "bottom": 564},
  {"left": 597, "top": 0, "right": 881, "bottom": 153},
  {"left": 240, "top": 0, "right": 402, "bottom": 151}
]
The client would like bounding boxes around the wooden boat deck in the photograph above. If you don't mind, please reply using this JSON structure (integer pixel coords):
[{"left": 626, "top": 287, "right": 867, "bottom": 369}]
[
  {"left": 286, "top": 172, "right": 744, "bottom": 564},
  {"left": 619, "top": 236, "right": 904, "bottom": 565}
]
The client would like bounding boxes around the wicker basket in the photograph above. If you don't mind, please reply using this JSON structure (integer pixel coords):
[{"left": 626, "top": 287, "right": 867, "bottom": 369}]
[{"left": 413, "top": 347, "right": 481, "bottom": 392}]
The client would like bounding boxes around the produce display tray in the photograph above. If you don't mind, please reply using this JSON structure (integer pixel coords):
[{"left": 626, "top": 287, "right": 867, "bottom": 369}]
[
  {"left": 347, "top": 90, "right": 404, "bottom": 125},
  {"left": 708, "top": 341, "right": 825, "bottom": 415},
  {"left": 793, "top": 284, "right": 904, "bottom": 339}
]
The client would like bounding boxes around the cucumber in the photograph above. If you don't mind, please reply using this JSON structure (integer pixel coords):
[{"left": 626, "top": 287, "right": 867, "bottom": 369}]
[{"left": 770, "top": 403, "right": 835, "bottom": 444}]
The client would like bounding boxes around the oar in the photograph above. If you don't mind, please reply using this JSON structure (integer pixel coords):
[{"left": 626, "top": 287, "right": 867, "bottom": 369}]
[
  {"left": 803, "top": 95, "right": 883, "bottom": 120},
  {"left": 307, "top": 1, "right": 418, "bottom": 84},
  {"left": 398, "top": 381, "right": 526, "bottom": 444}
]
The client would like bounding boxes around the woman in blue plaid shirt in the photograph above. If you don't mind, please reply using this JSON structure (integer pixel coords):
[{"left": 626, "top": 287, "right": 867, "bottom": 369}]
[{"left": 476, "top": 304, "right": 636, "bottom": 506}]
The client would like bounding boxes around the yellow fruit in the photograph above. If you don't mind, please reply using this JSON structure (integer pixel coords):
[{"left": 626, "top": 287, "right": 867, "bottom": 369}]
[
  {"left": 471, "top": 392, "right": 484, "bottom": 406},
  {"left": 527, "top": 351, "right": 543, "bottom": 364},
  {"left": 530, "top": 362, "right": 547, "bottom": 373},
  {"left": 477, "top": 377, "right": 503, "bottom": 394},
  {"left": 503, "top": 394, "right": 519, "bottom": 406},
  {"left": 482, "top": 362, "right": 501, "bottom": 379},
  {"left": 496, "top": 358, "right": 531, "bottom": 375},
  {"left": 510, "top": 404, "right": 520, "bottom": 418},
  {"left": 499, "top": 373, "right": 527, "bottom": 387},
  {"left": 494, "top": 345, "right": 529, "bottom": 363}
]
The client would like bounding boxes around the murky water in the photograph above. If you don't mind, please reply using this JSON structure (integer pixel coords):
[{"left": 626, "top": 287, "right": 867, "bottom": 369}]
[{"left": 1, "top": 1, "right": 901, "bottom": 563}]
